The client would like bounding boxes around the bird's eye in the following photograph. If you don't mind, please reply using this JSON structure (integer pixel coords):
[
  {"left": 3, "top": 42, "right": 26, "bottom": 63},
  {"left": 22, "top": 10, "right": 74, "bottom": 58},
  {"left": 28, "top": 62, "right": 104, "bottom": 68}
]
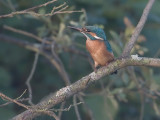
[{"left": 81, "top": 28, "right": 90, "bottom": 32}]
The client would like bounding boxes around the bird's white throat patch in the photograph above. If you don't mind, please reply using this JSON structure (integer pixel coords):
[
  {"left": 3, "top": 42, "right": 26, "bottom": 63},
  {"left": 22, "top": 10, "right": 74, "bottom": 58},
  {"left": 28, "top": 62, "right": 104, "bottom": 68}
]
[{"left": 94, "top": 35, "right": 104, "bottom": 40}]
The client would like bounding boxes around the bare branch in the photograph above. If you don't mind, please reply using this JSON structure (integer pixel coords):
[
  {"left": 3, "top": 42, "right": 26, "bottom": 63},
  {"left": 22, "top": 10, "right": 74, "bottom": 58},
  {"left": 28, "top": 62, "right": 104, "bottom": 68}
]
[
  {"left": 126, "top": 68, "right": 145, "bottom": 120},
  {"left": 0, "top": 32, "right": 89, "bottom": 67},
  {"left": 140, "top": 95, "right": 145, "bottom": 120},
  {"left": 6, "top": 0, "right": 19, "bottom": 19},
  {"left": 26, "top": 53, "right": 39, "bottom": 105},
  {"left": 0, "top": 98, "right": 29, "bottom": 107},
  {"left": 51, "top": 42, "right": 71, "bottom": 85},
  {"left": 16, "top": 89, "right": 27, "bottom": 100},
  {"left": 73, "top": 95, "right": 82, "bottom": 120},
  {"left": 121, "top": 0, "right": 155, "bottom": 57},
  {"left": 0, "top": 0, "right": 57, "bottom": 18},
  {"left": 24, "top": 0, "right": 57, "bottom": 11},
  {"left": 3, "top": 25, "right": 71, "bottom": 85},
  {"left": 4, "top": 25, "right": 51, "bottom": 44},
  {"left": 40, "top": 111, "right": 60, "bottom": 120},
  {"left": 12, "top": 56, "right": 160, "bottom": 120},
  {"left": 126, "top": 67, "right": 157, "bottom": 99},
  {"left": 0, "top": 92, "right": 29, "bottom": 110},
  {"left": 0, "top": 0, "right": 82, "bottom": 19},
  {"left": 43, "top": 52, "right": 71, "bottom": 85},
  {"left": 0, "top": 89, "right": 28, "bottom": 108},
  {"left": 50, "top": 102, "right": 84, "bottom": 112},
  {"left": 58, "top": 102, "right": 66, "bottom": 119},
  {"left": 78, "top": 95, "right": 95, "bottom": 120},
  {"left": 0, "top": 34, "right": 70, "bottom": 85}
]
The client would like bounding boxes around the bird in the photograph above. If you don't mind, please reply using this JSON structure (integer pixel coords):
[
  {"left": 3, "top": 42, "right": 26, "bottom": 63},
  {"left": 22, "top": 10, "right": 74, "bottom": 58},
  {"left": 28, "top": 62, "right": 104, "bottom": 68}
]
[{"left": 68, "top": 26, "right": 117, "bottom": 74}]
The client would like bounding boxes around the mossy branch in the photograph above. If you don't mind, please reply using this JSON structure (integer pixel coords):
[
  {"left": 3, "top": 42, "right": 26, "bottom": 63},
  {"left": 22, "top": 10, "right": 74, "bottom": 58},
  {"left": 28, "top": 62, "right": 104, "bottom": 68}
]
[{"left": 12, "top": 56, "right": 160, "bottom": 120}]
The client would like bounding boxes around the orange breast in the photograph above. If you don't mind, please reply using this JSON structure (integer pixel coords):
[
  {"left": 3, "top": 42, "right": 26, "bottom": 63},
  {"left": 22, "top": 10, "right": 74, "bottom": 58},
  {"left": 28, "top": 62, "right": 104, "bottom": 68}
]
[{"left": 86, "top": 39, "right": 114, "bottom": 66}]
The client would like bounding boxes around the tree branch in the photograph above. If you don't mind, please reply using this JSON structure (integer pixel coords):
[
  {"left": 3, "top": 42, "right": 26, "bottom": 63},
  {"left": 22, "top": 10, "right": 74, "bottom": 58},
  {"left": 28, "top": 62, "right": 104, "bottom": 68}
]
[
  {"left": 0, "top": 0, "right": 57, "bottom": 18},
  {"left": 0, "top": 0, "right": 82, "bottom": 19},
  {"left": 0, "top": 92, "right": 29, "bottom": 110},
  {"left": 0, "top": 34, "right": 70, "bottom": 85},
  {"left": 4, "top": 25, "right": 51, "bottom": 44},
  {"left": 26, "top": 53, "right": 39, "bottom": 105},
  {"left": 40, "top": 110, "right": 60, "bottom": 120},
  {"left": 3, "top": 24, "right": 72, "bottom": 85},
  {"left": 73, "top": 95, "right": 82, "bottom": 120},
  {"left": 11, "top": 56, "right": 160, "bottom": 120},
  {"left": 121, "top": 0, "right": 155, "bottom": 57}
]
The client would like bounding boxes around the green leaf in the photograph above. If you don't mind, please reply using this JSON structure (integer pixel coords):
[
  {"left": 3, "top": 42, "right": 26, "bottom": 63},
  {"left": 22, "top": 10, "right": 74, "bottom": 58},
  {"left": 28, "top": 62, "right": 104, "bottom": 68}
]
[{"left": 85, "top": 95, "right": 118, "bottom": 120}]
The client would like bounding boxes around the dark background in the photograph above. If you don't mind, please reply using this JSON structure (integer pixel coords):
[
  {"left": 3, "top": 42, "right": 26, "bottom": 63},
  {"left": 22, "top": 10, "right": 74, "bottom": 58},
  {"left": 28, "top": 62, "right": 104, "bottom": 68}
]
[{"left": 0, "top": 0, "right": 160, "bottom": 120}]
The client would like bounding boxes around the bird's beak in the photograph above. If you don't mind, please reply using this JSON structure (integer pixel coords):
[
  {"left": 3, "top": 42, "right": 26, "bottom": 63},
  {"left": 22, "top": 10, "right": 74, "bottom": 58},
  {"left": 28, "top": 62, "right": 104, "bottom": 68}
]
[{"left": 68, "top": 26, "right": 82, "bottom": 32}]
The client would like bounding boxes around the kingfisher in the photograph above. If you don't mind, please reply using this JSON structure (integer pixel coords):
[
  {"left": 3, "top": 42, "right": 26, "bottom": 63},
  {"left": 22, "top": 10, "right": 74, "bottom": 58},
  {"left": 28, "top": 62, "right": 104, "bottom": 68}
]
[{"left": 69, "top": 26, "right": 116, "bottom": 73}]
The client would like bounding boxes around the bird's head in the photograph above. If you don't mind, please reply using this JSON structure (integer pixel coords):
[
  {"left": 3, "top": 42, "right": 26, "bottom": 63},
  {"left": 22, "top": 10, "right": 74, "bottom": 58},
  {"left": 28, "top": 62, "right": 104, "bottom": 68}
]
[{"left": 68, "top": 26, "right": 107, "bottom": 41}]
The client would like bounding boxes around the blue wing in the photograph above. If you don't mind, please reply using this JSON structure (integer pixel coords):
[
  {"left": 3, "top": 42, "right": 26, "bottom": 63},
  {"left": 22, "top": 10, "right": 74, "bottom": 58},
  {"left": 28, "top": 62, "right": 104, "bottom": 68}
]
[{"left": 104, "top": 40, "right": 113, "bottom": 53}]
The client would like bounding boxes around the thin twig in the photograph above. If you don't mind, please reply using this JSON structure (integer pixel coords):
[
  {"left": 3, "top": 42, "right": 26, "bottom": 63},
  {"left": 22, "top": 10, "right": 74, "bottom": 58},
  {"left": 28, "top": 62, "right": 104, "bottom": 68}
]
[
  {"left": 0, "top": 0, "right": 82, "bottom": 18},
  {"left": 40, "top": 110, "right": 60, "bottom": 120},
  {"left": 2, "top": 25, "right": 71, "bottom": 85},
  {"left": 78, "top": 95, "right": 95, "bottom": 120},
  {"left": 6, "top": 0, "right": 21, "bottom": 19},
  {"left": 26, "top": 53, "right": 39, "bottom": 105},
  {"left": 0, "top": 0, "right": 57, "bottom": 18},
  {"left": 73, "top": 95, "right": 82, "bottom": 120},
  {"left": 58, "top": 102, "right": 66, "bottom": 119},
  {"left": 154, "top": 48, "right": 160, "bottom": 57},
  {"left": 51, "top": 41, "right": 71, "bottom": 85},
  {"left": 4, "top": 25, "right": 51, "bottom": 44},
  {"left": 16, "top": 89, "right": 27, "bottom": 100},
  {"left": 0, "top": 89, "right": 28, "bottom": 107},
  {"left": 24, "top": 0, "right": 57, "bottom": 11},
  {"left": 100, "top": 81, "right": 113, "bottom": 120},
  {"left": 43, "top": 52, "right": 71, "bottom": 85},
  {"left": 0, "top": 98, "right": 29, "bottom": 107},
  {"left": 122, "top": 0, "right": 155, "bottom": 57},
  {"left": 139, "top": 95, "right": 145, "bottom": 120},
  {"left": 26, "top": 35, "right": 46, "bottom": 105},
  {"left": 126, "top": 68, "right": 145, "bottom": 120},
  {"left": 0, "top": 34, "right": 71, "bottom": 85},
  {"left": 50, "top": 2, "right": 68, "bottom": 15},
  {"left": 50, "top": 102, "right": 84, "bottom": 112},
  {"left": 0, "top": 92, "right": 30, "bottom": 109},
  {"left": 53, "top": 10, "right": 83, "bottom": 15},
  {"left": 3, "top": 25, "right": 71, "bottom": 86},
  {"left": 127, "top": 67, "right": 157, "bottom": 99}
]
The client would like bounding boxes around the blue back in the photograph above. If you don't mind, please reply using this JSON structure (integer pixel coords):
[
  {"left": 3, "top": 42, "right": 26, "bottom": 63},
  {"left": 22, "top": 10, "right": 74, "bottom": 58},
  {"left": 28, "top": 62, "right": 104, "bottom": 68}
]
[{"left": 85, "top": 26, "right": 113, "bottom": 53}]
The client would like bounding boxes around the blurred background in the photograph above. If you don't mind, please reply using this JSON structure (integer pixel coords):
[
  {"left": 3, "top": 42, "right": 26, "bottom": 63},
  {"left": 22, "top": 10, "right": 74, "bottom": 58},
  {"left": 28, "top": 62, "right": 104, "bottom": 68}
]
[{"left": 0, "top": 0, "right": 160, "bottom": 120}]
